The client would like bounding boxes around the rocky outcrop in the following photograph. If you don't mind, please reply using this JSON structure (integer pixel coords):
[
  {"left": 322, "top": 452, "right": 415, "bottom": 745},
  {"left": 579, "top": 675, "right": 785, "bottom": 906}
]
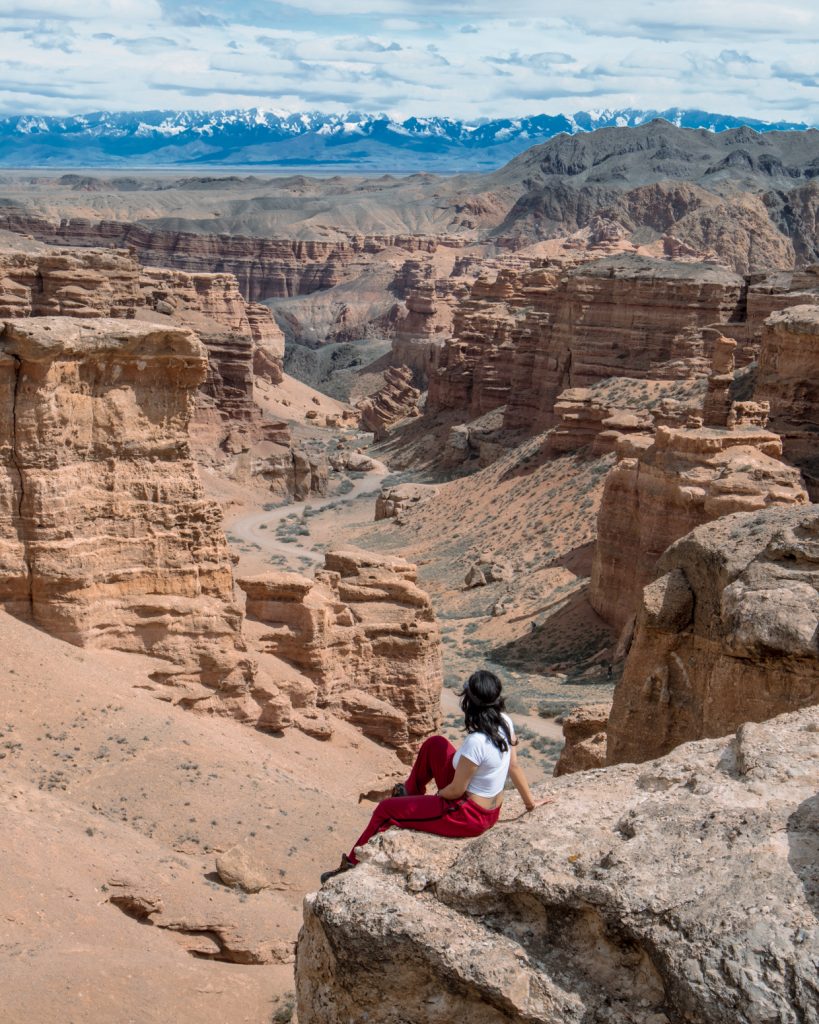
[
  {"left": 247, "top": 302, "right": 285, "bottom": 385},
  {"left": 0, "top": 242, "right": 322, "bottom": 498},
  {"left": 0, "top": 317, "right": 261, "bottom": 716},
  {"left": 297, "top": 704, "right": 819, "bottom": 1023},
  {"left": 607, "top": 504, "right": 819, "bottom": 765},
  {"left": 589, "top": 424, "right": 808, "bottom": 631},
  {"left": 755, "top": 305, "right": 819, "bottom": 499},
  {"left": 138, "top": 266, "right": 282, "bottom": 428},
  {"left": 745, "top": 263, "right": 819, "bottom": 330},
  {"left": 0, "top": 211, "right": 444, "bottom": 301},
  {"left": 427, "top": 268, "right": 530, "bottom": 417},
  {"left": 0, "top": 247, "right": 140, "bottom": 318},
  {"left": 550, "top": 387, "right": 651, "bottom": 454},
  {"left": 389, "top": 259, "right": 461, "bottom": 380},
  {"left": 428, "top": 256, "right": 746, "bottom": 432},
  {"left": 238, "top": 548, "right": 442, "bottom": 758},
  {"left": 253, "top": 440, "right": 329, "bottom": 501},
  {"left": 553, "top": 702, "right": 611, "bottom": 775},
  {"left": 357, "top": 365, "right": 421, "bottom": 440},
  {"left": 507, "top": 257, "right": 745, "bottom": 431},
  {"left": 374, "top": 483, "right": 437, "bottom": 522}
]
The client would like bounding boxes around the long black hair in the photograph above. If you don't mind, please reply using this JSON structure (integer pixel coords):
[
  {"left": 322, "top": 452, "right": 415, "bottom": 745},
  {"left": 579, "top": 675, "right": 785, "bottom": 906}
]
[{"left": 459, "top": 669, "right": 514, "bottom": 752}]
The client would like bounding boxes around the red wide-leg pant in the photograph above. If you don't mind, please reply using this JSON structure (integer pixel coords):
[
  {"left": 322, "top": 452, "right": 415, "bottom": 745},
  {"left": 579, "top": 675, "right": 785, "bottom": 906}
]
[{"left": 348, "top": 735, "right": 500, "bottom": 864}]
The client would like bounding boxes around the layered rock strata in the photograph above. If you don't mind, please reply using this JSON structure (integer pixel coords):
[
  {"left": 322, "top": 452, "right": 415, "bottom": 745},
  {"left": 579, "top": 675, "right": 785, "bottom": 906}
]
[
  {"left": 553, "top": 702, "right": 611, "bottom": 775},
  {"left": 589, "top": 424, "right": 808, "bottom": 631},
  {"left": 755, "top": 305, "right": 819, "bottom": 499},
  {"left": 607, "top": 504, "right": 819, "bottom": 764},
  {"left": 746, "top": 263, "right": 819, "bottom": 329},
  {"left": 0, "top": 317, "right": 258, "bottom": 714},
  {"left": 0, "top": 247, "right": 140, "bottom": 318},
  {"left": 428, "top": 256, "right": 746, "bottom": 432},
  {"left": 0, "top": 211, "right": 446, "bottom": 300},
  {"left": 549, "top": 388, "right": 651, "bottom": 454},
  {"left": 238, "top": 548, "right": 442, "bottom": 758},
  {"left": 0, "top": 244, "right": 287, "bottom": 431},
  {"left": 357, "top": 365, "right": 421, "bottom": 440},
  {"left": 137, "top": 266, "right": 287, "bottom": 445},
  {"left": 0, "top": 244, "right": 323, "bottom": 498},
  {"left": 389, "top": 260, "right": 462, "bottom": 379},
  {"left": 297, "top": 704, "right": 819, "bottom": 1023}
]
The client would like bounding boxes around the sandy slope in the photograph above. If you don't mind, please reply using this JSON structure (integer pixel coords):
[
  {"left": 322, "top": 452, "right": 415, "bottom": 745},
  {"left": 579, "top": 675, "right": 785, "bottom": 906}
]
[{"left": 0, "top": 612, "right": 400, "bottom": 1023}]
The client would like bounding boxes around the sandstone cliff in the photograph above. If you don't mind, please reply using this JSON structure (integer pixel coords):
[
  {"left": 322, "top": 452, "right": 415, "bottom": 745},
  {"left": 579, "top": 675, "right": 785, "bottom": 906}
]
[
  {"left": 297, "top": 704, "right": 819, "bottom": 1023},
  {"left": 238, "top": 548, "right": 442, "bottom": 759},
  {"left": 755, "top": 304, "right": 819, "bottom": 499},
  {"left": 0, "top": 210, "right": 444, "bottom": 301},
  {"left": 589, "top": 424, "right": 808, "bottom": 631},
  {"left": 428, "top": 256, "right": 745, "bottom": 432},
  {"left": 0, "top": 246, "right": 140, "bottom": 318},
  {"left": 0, "top": 317, "right": 261, "bottom": 716},
  {"left": 357, "top": 365, "right": 421, "bottom": 440},
  {"left": 0, "top": 243, "right": 326, "bottom": 500},
  {"left": 606, "top": 503, "right": 819, "bottom": 765}
]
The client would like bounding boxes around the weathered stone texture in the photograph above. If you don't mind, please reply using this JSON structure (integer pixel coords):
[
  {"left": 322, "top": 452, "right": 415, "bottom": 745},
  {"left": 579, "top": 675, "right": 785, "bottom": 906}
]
[
  {"left": 428, "top": 256, "right": 745, "bottom": 432},
  {"left": 553, "top": 702, "right": 612, "bottom": 776},
  {"left": 0, "top": 247, "right": 140, "bottom": 318},
  {"left": 239, "top": 548, "right": 442, "bottom": 758},
  {"left": 590, "top": 424, "right": 808, "bottom": 631},
  {"left": 357, "top": 365, "right": 421, "bottom": 440},
  {"left": 297, "top": 705, "right": 819, "bottom": 1024},
  {"left": 0, "top": 317, "right": 257, "bottom": 712},
  {"left": 607, "top": 504, "right": 819, "bottom": 764},
  {"left": 755, "top": 304, "right": 819, "bottom": 499}
]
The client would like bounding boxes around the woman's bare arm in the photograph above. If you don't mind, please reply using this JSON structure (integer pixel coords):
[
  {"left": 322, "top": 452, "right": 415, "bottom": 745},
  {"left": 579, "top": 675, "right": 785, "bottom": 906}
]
[
  {"left": 437, "top": 756, "right": 478, "bottom": 799},
  {"left": 508, "top": 745, "right": 551, "bottom": 812}
]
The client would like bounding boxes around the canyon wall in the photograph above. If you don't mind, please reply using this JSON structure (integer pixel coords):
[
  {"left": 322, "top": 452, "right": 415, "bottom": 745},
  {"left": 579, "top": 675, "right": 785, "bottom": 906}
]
[
  {"left": 606, "top": 503, "right": 819, "bottom": 765},
  {"left": 297, "top": 703, "right": 819, "bottom": 1023},
  {"left": 755, "top": 304, "right": 819, "bottom": 499},
  {"left": 239, "top": 548, "right": 442, "bottom": 760},
  {"left": 428, "top": 256, "right": 746, "bottom": 431},
  {"left": 589, "top": 423, "right": 808, "bottom": 631},
  {"left": 0, "top": 211, "right": 446, "bottom": 301},
  {"left": 0, "top": 317, "right": 260, "bottom": 716},
  {"left": 0, "top": 244, "right": 326, "bottom": 498}
]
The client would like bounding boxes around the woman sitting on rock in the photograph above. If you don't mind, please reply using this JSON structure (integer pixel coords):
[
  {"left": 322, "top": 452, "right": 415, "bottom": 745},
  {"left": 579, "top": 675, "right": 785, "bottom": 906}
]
[{"left": 321, "top": 669, "right": 548, "bottom": 883}]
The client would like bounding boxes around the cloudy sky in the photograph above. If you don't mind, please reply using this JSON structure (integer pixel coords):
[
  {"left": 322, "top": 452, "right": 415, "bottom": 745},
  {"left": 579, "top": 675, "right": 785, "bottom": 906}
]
[{"left": 2, "top": 0, "right": 818, "bottom": 122}]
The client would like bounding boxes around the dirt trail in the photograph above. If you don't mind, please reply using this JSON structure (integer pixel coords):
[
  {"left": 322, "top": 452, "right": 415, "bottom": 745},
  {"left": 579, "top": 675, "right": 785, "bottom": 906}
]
[{"left": 229, "top": 458, "right": 391, "bottom": 567}]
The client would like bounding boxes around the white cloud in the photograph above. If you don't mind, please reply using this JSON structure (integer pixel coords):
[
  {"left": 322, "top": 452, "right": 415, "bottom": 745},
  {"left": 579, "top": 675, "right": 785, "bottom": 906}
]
[{"left": 0, "top": 2, "right": 816, "bottom": 124}]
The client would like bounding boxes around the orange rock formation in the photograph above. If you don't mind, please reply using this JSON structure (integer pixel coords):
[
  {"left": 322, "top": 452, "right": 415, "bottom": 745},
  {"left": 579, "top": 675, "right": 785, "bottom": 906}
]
[
  {"left": 428, "top": 255, "right": 745, "bottom": 431},
  {"left": 606, "top": 504, "right": 819, "bottom": 764},
  {"left": 238, "top": 548, "right": 442, "bottom": 760},
  {"left": 0, "top": 317, "right": 259, "bottom": 716},
  {"left": 755, "top": 304, "right": 819, "bottom": 498},
  {"left": 357, "top": 365, "right": 421, "bottom": 440}
]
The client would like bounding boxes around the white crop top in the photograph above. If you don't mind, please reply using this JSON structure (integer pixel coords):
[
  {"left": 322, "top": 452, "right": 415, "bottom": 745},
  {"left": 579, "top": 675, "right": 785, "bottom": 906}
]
[{"left": 452, "top": 713, "right": 515, "bottom": 798}]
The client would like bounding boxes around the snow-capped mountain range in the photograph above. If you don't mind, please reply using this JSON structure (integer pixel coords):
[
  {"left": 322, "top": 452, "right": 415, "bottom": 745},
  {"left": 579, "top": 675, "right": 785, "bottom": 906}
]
[{"left": 1, "top": 107, "right": 813, "bottom": 171}]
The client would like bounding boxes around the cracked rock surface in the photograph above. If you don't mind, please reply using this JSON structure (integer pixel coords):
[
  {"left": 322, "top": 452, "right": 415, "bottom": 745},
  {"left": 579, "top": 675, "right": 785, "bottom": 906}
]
[{"left": 297, "top": 705, "right": 819, "bottom": 1024}]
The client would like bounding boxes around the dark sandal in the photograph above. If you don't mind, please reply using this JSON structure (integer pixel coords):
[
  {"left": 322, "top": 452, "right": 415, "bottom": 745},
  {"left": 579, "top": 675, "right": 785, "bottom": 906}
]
[
  {"left": 391, "top": 782, "right": 408, "bottom": 798},
  {"left": 320, "top": 854, "right": 354, "bottom": 884}
]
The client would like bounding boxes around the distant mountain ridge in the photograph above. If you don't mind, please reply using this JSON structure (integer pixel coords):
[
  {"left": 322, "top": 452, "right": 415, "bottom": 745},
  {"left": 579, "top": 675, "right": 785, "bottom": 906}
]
[{"left": 1, "top": 107, "right": 815, "bottom": 171}]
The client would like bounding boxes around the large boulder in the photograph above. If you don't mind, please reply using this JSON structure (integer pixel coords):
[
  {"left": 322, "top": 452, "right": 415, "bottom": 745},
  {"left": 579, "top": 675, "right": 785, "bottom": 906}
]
[{"left": 297, "top": 705, "right": 819, "bottom": 1023}]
